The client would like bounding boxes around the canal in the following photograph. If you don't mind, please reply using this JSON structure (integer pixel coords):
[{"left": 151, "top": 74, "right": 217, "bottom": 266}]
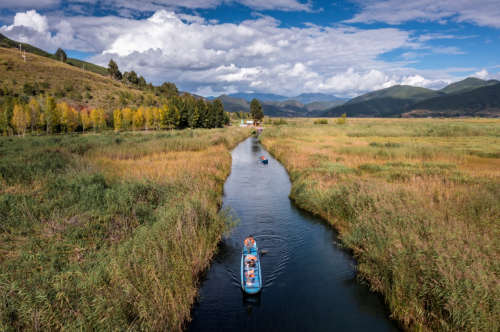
[{"left": 189, "top": 136, "right": 400, "bottom": 331}]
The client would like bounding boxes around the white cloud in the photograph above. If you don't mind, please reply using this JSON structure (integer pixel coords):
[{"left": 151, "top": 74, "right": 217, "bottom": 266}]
[
  {"left": 471, "top": 69, "right": 500, "bottom": 80},
  {"left": 0, "top": 10, "right": 464, "bottom": 96},
  {"left": 9, "top": 10, "right": 49, "bottom": 33},
  {"left": 0, "top": 0, "right": 60, "bottom": 10},
  {"left": 346, "top": 0, "right": 500, "bottom": 29},
  {"left": 64, "top": 0, "right": 312, "bottom": 12}
]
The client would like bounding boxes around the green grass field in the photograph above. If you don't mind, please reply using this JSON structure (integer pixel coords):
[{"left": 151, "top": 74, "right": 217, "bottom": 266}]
[
  {"left": 0, "top": 128, "right": 250, "bottom": 330},
  {"left": 260, "top": 118, "right": 500, "bottom": 331}
]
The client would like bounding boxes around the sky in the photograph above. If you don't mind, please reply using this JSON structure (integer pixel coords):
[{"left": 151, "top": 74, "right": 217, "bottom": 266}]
[{"left": 0, "top": 0, "right": 499, "bottom": 97}]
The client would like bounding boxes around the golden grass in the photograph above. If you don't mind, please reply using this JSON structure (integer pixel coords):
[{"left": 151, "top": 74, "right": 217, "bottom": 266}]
[
  {"left": 260, "top": 118, "right": 500, "bottom": 331},
  {"left": 0, "top": 128, "right": 251, "bottom": 331},
  {"left": 0, "top": 47, "right": 144, "bottom": 110}
]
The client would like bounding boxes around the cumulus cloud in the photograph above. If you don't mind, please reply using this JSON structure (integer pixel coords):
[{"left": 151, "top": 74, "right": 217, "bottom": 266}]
[
  {"left": 346, "top": 0, "right": 500, "bottom": 28},
  {"left": 1, "top": 10, "right": 460, "bottom": 96},
  {"left": 471, "top": 69, "right": 500, "bottom": 80}
]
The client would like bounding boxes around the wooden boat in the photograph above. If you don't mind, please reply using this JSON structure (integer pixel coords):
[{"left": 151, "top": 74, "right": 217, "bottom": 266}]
[{"left": 241, "top": 245, "right": 262, "bottom": 294}]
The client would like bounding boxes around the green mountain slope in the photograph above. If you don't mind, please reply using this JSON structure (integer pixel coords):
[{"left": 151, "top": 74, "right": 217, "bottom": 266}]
[
  {"left": 344, "top": 85, "right": 444, "bottom": 106},
  {"left": 0, "top": 33, "right": 107, "bottom": 76},
  {"left": 322, "top": 97, "right": 414, "bottom": 117},
  {"left": 401, "top": 83, "right": 500, "bottom": 117},
  {"left": 439, "top": 77, "right": 500, "bottom": 94}
]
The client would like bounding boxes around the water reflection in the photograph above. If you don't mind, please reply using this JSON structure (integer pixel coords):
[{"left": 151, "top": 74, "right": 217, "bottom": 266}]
[{"left": 188, "top": 137, "right": 400, "bottom": 332}]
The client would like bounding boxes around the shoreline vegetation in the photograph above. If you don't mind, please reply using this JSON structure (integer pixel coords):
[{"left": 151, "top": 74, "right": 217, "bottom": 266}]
[
  {"left": 0, "top": 128, "right": 251, "bottom": 330},
  {"left": 259, "top": 118, "right": 500, "bottom": 331}
]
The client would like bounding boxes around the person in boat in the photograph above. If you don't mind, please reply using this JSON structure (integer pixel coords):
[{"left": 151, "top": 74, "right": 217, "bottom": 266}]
[
  {"left": 245, "top": 254, "right": 257, "bottom": 262},
  {"left": 248, "top": 259, "right": 256, "bottom": 268},
  {"left": 245, "top": 269, "right": 255, "bottom": 285},
  {"left": 244, "top": 235, "right": 256, "bottom": 253},
  {"left": 260, "top": 156, "right": 266, "bottom": 160}
]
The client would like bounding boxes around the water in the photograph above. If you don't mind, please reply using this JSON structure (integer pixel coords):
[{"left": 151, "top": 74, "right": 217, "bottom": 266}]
[{"left": 189, "top": 137, "right": 400, "bottom": 332}]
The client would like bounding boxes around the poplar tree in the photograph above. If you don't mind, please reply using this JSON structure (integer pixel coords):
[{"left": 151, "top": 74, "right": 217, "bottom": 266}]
[{"left": 250, "top": 99, "right": 264, "bottom": 125}]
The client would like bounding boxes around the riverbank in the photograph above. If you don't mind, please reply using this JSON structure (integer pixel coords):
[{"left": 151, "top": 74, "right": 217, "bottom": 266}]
[
  {"left": 0, "top": 128, "right": 251, "bottom": 330},
  {"left": 259, "top": 118, "right": 500, "bottom": 331}
]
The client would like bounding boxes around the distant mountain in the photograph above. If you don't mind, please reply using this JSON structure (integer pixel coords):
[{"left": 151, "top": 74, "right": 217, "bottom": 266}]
[
  {"left": 343, "top": 85, "right": 444, "bottom": 106},
  {"left": 226, "top": 92, "right": 288, "bottom": 101},
  {"left": 438, "top": 77, "right": 499, "bottom": 95},
  {"left": 215, "top": 95, "right": 346, "bottom": 117},
  {"left": 322, "top": 97, "right": 414, "bottom": 117},
  {"left": 286, "top": 93, "right": 348, "bottom": 104},
  {"left": 401, "top": 82, "right": 500, "bottom": 117},
  {"left": 322, "top": 78, "right": 500, "bottom": 118}
]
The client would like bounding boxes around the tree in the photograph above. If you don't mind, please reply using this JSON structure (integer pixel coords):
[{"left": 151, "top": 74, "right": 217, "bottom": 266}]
[
  {"left": 107, "top": 59, "right": 122, "bottom": 80},
  {"left": 113, "top": 109, "right": 123, "bottom": 131},
  {"left": 80, "top": 110, "right": 92, "bottom": 133},
  {"left": 55, "top": 48, "right": 67, "bottom": 63},
  {"left": 90, "top": 109, "right": 99, "bottom": 133},
  {"left": 44, "top": 96, "right": 57, "bottom": 135},
  {"left": 336, "top": 113, "right": 347, "bottom": 125},
  {"left": 11, "top": 104, "right": 30, "bottom": 136},
  {"left": 28, "top": 98, "right": 41, "bottom": 134},
  {"left": 60, "top": 104, "right": 78, "bottom": 133},
  {"left": 250, "top": 99, "right": 264, "bottom": 125},
  {"left": 98, "top": 108, "right": 107, "bottom": 132},
  {"left": 122, "top": 108, "right": 133, "bottom": 130},
  {"left": 188, "top": 107, "right": 200, "bottom": 129},
  {"left": 133, "top": 109, "right": 144, "bottom": 130}
]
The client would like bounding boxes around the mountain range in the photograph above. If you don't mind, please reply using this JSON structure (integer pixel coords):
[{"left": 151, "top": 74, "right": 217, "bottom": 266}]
[
  {"left": 215, "top": 94, "right": 346, "bottom": 117},
  {"left": 322, "top": 78, "right": 500, "bottom": 118}
]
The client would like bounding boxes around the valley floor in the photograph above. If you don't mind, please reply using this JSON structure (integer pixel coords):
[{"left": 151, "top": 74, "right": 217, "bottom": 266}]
[
  {"left": 0, "top": 128, "right": 250, "bottom": 331},
  {"left": 260, "top": 118, "right": 500, "bottom": 331}
]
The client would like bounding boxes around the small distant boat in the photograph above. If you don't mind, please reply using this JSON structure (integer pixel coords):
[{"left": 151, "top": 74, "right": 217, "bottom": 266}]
[
  {"left": 260, "top": 156, "right": 269, "bottom": 164},
  {"left": 241, "top": 245, "right": 262, "bottom": 294}
]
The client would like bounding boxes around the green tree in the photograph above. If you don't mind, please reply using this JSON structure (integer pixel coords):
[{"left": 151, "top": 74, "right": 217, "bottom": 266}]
[
  {"left": 55, "top": 48, "right": 67, "bottom": 63},
  {"left": 250, "top": 99, "right": 264, "bottom": 125},
  {"left": 107, "top": 59, "right": 122, "bottom": 80}
]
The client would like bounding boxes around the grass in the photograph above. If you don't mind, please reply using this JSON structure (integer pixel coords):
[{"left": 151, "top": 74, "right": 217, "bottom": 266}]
[
  {"left": 0, "top": 128, "right": 251, "bottom": 330},
  {"left": 0, "top": 47, "right": 146, "bottom": 110},
  {"left": 259, "top": 118, "right": 500, "bottom": 331}
]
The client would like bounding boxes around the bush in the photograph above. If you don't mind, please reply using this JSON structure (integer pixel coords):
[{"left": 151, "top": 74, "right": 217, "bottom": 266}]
[
  {"left": 314, "top": 119, "right": 328, "bottom": 124},
  {"left": 272, "top": 118, "right": 288, "bottom": 125}
]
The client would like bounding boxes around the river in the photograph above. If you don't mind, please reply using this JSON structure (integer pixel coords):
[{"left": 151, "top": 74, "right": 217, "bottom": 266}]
[{"left": 188, "top": 136, "right": 400, "bottom": 331}]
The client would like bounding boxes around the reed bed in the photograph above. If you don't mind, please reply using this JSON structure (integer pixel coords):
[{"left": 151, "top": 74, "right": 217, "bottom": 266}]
[
  {"left": 260, "top": 118, "right": 500, "bottom": 331},
  {"left": 0, "top": 128, "right": 251, "bottom": 331}
]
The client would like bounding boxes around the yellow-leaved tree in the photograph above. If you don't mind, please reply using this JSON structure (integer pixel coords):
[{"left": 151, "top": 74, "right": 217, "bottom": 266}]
[
  {"left": 98, "top": 108, "right": 107, "bottom": 132},
  {"left": 133, "top": 109, "right": 144, "bottom": 131},
  {"left": 44, "top": 96, "right": 57, "bottom": 135},
  {"left": 113, "top": 109, "right": 123, "bottom": 131},
  {"left": 122, "top": 108, "right": 132, "bottom": 130},
  {"left": 90, "top": 109, "right": 99, "bottom": 133},
  {"left": 11, "top": 104, "right": 30, "bottom": 137},
  {"left": 80, "top": 110, "right": 92, "bottom": 133}
]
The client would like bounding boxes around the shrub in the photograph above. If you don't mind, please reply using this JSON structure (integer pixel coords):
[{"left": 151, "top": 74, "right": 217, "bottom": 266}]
[{"left": 314, "top": 119, "right": 328, "bottom": 124}]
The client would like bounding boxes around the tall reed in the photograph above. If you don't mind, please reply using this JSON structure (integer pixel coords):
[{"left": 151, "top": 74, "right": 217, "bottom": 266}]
[{"left": 260, "top": 118, "right": 500, "bottom": 331}]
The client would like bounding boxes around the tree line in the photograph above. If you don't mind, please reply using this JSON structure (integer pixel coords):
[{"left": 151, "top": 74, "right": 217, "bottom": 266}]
[{"left": 2, "top": 93, "right": 230, "bottom": 136}]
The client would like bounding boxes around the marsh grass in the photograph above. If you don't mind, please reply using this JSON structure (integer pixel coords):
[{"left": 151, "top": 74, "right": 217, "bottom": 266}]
[
  {"left": 260, "top": 118, "right": 500, "bottom": 331},
  {"left": 0, "top": 128, "right": 250, "bottom": 331}
]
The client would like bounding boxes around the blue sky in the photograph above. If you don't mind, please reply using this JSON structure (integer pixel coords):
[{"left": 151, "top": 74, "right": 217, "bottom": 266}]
[{"left": 1, "top": 0, "right": 499, "bottom": 97}]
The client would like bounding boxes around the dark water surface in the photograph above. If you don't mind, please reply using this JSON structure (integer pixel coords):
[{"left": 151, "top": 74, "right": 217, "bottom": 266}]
[{"left": 189, "top": 137, "right": 400, "bottom": 332}]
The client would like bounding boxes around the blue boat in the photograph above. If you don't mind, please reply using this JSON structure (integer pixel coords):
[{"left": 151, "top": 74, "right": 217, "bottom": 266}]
[
  {"left": 241, "top": 245, "right": 262, "bottom": 294},
  {"left": 261, "top": 158, "right": 268, "bottom": 164}
]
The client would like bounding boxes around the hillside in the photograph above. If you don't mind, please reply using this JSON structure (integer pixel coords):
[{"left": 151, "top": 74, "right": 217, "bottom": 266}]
[
  {"left": 343, "top": 85, "right": 444, "bottom": 106},
  {"left": 322, "top": 97, "right": 414, "bottom": 117},
  {"left": 402, "top": 82, "right": 500, "bottom": 117},
  {"left": 286, "top": 93, "right": 347, "bottom": 104},
  {"left": 0, "top": 33, "right": 108, "bottom": 76},
  {"left": 0, "top": 47, "right": 150, "bottom": 110},
  {"left": 439, "top": 77, "right": 499, "bottom": 94},
  {"left": 323, "top": 78, "right": 500, "bottom": 118}
]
